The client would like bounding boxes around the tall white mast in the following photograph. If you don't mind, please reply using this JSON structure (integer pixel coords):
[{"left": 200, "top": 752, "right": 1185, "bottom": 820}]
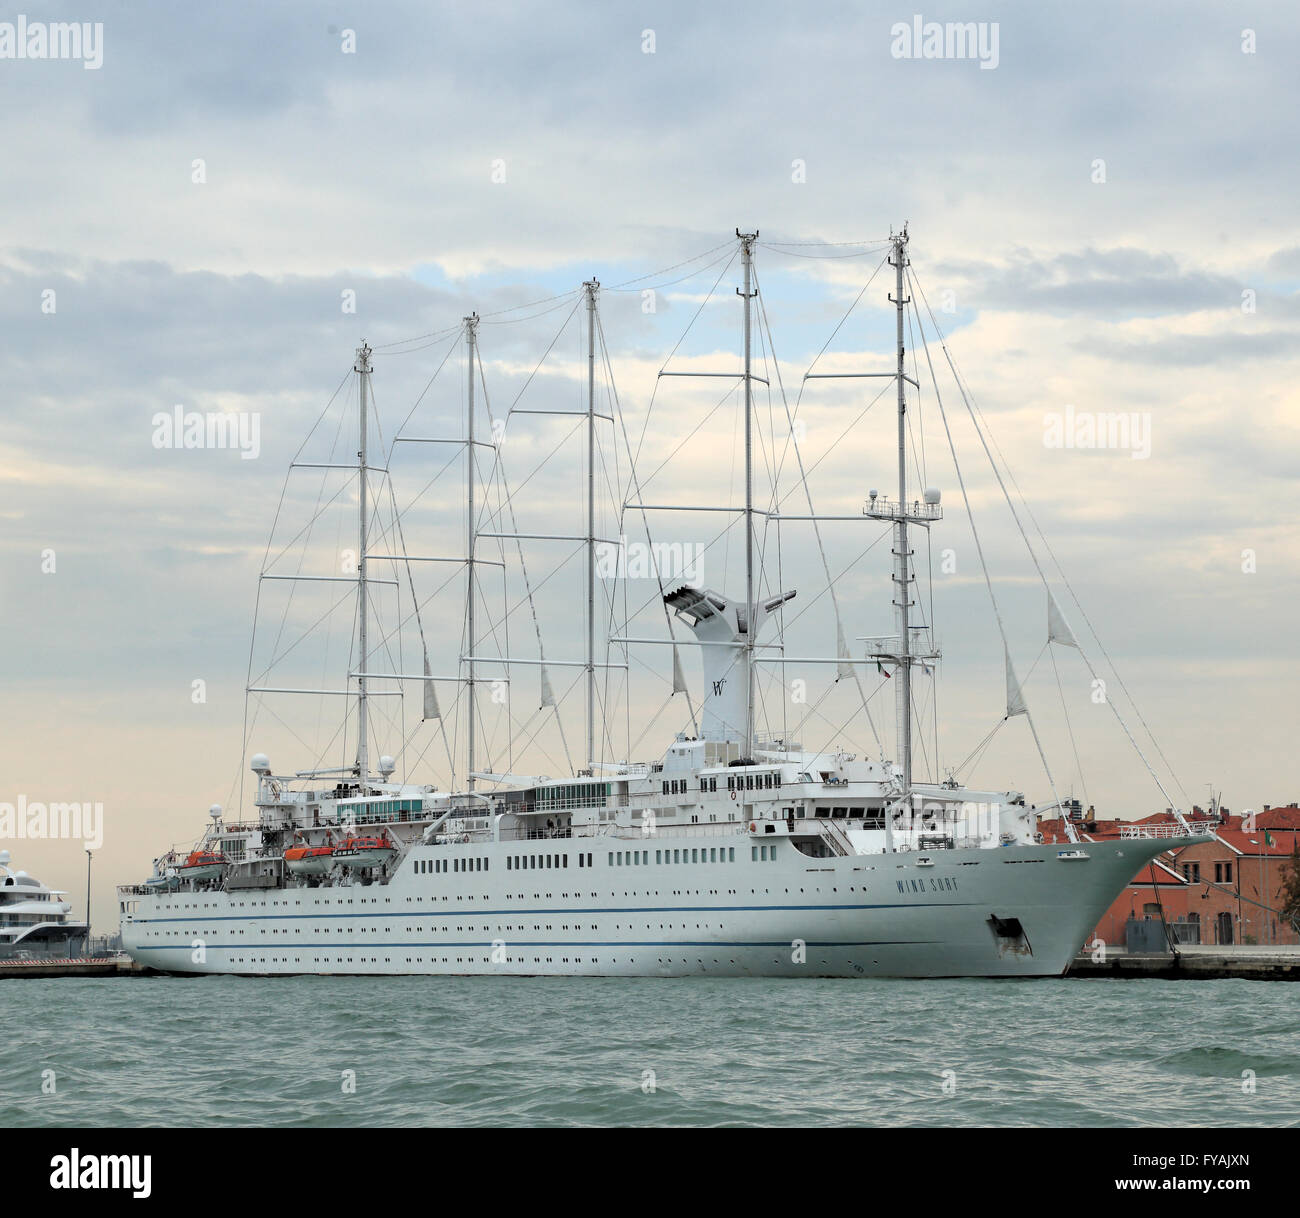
[
  {"left": 739, "top": 230, "right": 758, "bottom": 759},
  {"left": 465, "top": 314, "right": 479, "bottom": 793},
  {"left": 355, "top": 341, "right": 372, "bottom": 782},
  {"left": 890, "top": 230, "right": 912, "bottom": 794},
  {"left": 584, "top": 279, "right": 599, "bottom": 772}
]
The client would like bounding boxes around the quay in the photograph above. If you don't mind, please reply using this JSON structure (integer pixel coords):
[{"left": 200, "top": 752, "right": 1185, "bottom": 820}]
[
  {"left": 0, "top": 954, "right": 150, "bottom": 979},
  {"left": 1068, "top": 944, "right": 1300, "bottom": 980}
]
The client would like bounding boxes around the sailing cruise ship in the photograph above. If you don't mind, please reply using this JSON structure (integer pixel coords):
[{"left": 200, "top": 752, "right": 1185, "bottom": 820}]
[{"left": 119, "top": 229, "right": 1208, "bottom": 977}]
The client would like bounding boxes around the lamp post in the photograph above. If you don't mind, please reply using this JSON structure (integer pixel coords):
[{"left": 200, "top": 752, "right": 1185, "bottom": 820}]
[{"left": 85, "top": 847, "right": 93, "bottom": 957}]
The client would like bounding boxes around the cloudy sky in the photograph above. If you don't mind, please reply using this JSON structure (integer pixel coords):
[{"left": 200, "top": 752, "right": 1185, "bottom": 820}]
[{"left": 2, "top": 1, "right": 1297, "bottom": 928}]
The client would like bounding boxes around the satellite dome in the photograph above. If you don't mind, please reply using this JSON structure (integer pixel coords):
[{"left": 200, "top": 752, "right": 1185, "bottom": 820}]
[
  {"left": 378, "top": 755, "right": 396, "bottom": 776},
  {"left": 924, "top": 487, "right": 941, "bottom": 505},
  {"left": 209, "top": 804, "right": 223, "bottom": 820},
  {"left": 250, "top": 753, "right": 271, "bottom": 775}
]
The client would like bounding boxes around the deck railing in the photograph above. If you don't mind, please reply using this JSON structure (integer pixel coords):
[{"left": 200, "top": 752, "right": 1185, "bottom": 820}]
[{"left": 1118, "top": 820, "right": 1217, "bottom": 839}]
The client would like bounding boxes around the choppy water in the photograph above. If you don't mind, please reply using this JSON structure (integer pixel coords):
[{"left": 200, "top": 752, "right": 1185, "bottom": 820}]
[{"left": 4, "top": 976, "right": 1297, "bottom": 1127}]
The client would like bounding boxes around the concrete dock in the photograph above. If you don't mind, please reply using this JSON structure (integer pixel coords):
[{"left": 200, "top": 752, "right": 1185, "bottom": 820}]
[
  {"left": 0, "top": 954, "right": 150, "bottom": 979},
  {"left": 1068, "top": 944, "right": 1300, "bottom": 980}
]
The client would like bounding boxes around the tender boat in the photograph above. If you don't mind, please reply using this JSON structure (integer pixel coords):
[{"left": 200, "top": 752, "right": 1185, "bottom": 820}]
[
  {"left": 176, "top": 849, "right": 227, "bottom": 883},
  {"left": 330, "top": 835, "right": 397, "bottom": 869},
  {"left": 284, "top": 844, "right": 336, "bottom": 876}
]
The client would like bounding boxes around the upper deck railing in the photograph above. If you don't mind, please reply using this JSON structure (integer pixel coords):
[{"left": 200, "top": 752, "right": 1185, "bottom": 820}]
[{"left": 1117, "top": 820, "right": 1216, "bottom": 839}]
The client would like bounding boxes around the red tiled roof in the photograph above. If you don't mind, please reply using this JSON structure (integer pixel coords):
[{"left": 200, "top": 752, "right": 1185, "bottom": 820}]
[
  {"left": 1214, "top": 828, "right": 1300, "bottom": 858},
  {"left": 1259, "top": 806, "right": 1300, "bottom": 830}
]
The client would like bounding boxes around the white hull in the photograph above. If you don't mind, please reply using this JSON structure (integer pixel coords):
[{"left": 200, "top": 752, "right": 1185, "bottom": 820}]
[{"left": 121, "top": 835, "right": 1173, "bottom": 979}]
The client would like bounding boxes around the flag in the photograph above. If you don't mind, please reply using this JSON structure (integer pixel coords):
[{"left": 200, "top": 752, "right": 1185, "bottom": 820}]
[
  {"left": 877, "top": 660, "right": 892, "bottom": 679},
  {"left": 1265, "top": 830, "right": 1275, "bottom": 848}
]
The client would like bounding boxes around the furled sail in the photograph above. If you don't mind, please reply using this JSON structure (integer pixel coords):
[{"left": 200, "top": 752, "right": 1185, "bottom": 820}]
[
  {"left": 422, "top": 650, "right": 440, "bottom": 721},
  {"left": 836, "top": 622, "right": 853, "bottom": 680},
  {"left": 539, "top": 663, "right": 556, "bottom": 709},
  {"left": 1047, "top": 590, "right": 1077, "bottom": 648},
  {"left": 671, "top": 644, "right": 688, "bottom": 695},
  {"left": 1005, "top": 647, "right": 1027, "bottom": 718}
]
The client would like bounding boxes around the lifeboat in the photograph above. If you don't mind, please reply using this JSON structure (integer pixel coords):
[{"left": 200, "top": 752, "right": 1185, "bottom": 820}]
[
  {"left": 331, "top": 833, "right": 397, "bottom": 869},
  {"left": 176, "top": 849, "right": 228, "bottom": 883},
  {"left": 284, "top": 844, "right": 335, "bottom": 876}
]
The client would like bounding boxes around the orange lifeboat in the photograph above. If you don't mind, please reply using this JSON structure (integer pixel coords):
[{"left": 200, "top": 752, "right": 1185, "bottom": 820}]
[
  {"left": 284, "top": 844, "right": 335, "bottom": 876},
  {"left": 331, "top": 832, "right": 397, "bottom": 869},
  {"left": 176, "top": 849, "right": 227, "bottom": 883}
]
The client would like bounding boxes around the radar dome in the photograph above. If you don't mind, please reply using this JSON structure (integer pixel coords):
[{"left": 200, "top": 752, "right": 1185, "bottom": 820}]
[
  {"left": 924, "top": 487, "right": 941, "bottom": 505},
  {"left": 250, "top": 753, "right": 271, "bottom": 775},
  {"left": 209, "top": 804, "right": 223, "bottom": 820},
  {"left": 378, "top": 755, "right": 396, "bottom": 777}
]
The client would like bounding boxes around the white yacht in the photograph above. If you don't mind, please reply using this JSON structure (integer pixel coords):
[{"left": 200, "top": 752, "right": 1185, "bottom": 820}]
[
  {"left": 119, "top": 229, "right": 1207, "bottom": 977},
  {"left": 1, "top": 850, "right": 88, "bottom": 958}
]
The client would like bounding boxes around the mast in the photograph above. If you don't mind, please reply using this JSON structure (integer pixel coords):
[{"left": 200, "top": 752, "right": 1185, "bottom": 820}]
[
  {"left": 739, "top": 230, "right": 758, "bottom": 759},
  {"left": 465, "top": 314, "right": 479, "bottom": 792},
  {"left": 355, "top": 341, "right": 372, "bottom": 782},
  {"left": 584, "top": 280, "right": 599, "bottom": 772},
  {"left": 890, "top": 230, "right": 912, "bottom": 795}
]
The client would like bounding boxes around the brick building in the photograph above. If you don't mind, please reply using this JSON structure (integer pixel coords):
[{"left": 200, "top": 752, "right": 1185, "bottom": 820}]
[{"left": 1039, "top": 804, "right": 1300, "bottom": 948}]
